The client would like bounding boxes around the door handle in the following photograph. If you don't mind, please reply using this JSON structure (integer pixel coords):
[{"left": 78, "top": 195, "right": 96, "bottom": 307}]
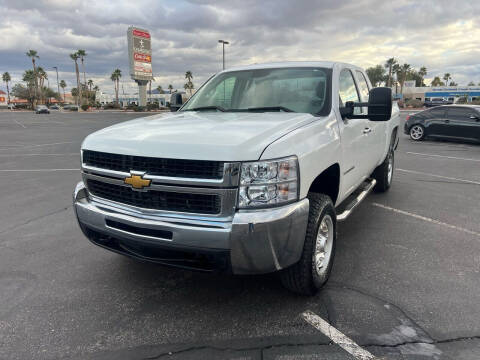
[
  {"left": 363, "top": 127, "right": 372, "bottom": 134},
  {"left": 445, "top": 119, "right": 450, "bottom": 123}
]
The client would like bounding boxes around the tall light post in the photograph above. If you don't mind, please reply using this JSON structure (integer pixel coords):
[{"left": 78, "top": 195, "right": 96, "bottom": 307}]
[
  {"left": 218, "top": 40, "right": 229, "bottom": 70},
  {"left": 53, "top": 66, "right": 60, "bottom": 95}
]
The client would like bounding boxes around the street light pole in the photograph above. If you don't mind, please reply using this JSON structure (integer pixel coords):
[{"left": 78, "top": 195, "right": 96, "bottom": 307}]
[
  {"left": 53, "top": 66, "right": 60, "bottom": 95},
  {"left": 218, "top": 40, "right": 229, "bottom": 70}
]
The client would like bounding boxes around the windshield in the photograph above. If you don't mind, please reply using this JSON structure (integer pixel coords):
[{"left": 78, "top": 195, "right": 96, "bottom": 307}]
[{"left": 181, "top": 67, "right": 332, "bottom": 115}]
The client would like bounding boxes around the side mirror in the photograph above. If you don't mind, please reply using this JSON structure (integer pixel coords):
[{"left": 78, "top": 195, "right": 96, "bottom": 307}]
[
  {"left": 339, "top": 87, "right": 392, "bottom": 121},
  {"left": 170, "top": 93, "right": 183, "bottom": 112},
  {"left": 368, "top": 87, "right": 392, "bottom": 121}
]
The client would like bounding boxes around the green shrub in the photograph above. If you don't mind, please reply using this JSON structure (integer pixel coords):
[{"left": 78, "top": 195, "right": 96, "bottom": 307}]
[
  {"left": 405, "top": 99, "right": 423, "bottom": 108},
  {"left": 81, "top": 104, "right": 89, "bottom": 111},
  {"left": 104, "top": 103, "right": 121, "bottom": 109},
  {"left": 133, "top": 106, "right": 145, "bottom": 112}
]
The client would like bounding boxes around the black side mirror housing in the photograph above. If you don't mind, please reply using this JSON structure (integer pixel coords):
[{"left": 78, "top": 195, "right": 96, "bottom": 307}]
[
  {"left": 340, "top": 87, "right": 392, "bottom": 121},
  {"left": 170, "top": 93, "right": 183, "bottom": 112},
  {"left": 368, "top": 87, "right": 392, "bottom": 121}
]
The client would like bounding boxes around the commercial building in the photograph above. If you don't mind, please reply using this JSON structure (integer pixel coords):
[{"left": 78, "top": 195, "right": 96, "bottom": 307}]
[
  {"left": 0, "top": 90, "right": 7, "bottom": 107},
  {"left": 95, "top": 90, "right": 189, "bottom": 107},
  {"left": 402, "top": 85, "right": 480, "bottom": 103}
]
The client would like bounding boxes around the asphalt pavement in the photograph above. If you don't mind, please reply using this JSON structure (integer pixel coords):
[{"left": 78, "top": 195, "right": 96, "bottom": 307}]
[{"left": 0, "top": 110, "right": 479, "bottom": 360}]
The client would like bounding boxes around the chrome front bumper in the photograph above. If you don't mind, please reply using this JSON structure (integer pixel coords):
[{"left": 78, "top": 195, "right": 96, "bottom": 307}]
[{"left": 73, "top": 181, "right": 309, "bottom": 274}]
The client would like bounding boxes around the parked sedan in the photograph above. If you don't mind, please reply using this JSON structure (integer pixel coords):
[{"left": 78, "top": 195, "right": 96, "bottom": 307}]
[
  {"left": 35, "top": 105, "right": 50, "bottom": 114},
  {"left": 404, "top": 105, "right": 480, "bottom": 142}
]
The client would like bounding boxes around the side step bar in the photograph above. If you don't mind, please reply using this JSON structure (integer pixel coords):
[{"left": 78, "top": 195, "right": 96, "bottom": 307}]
[{"left": 336, "top": 178, "right": 376, "bottom": 221}]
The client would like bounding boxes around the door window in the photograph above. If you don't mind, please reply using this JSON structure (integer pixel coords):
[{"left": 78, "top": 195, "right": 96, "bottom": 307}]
[
  {"left": 339, "top": 69, "right": 361, "bottom": 115},
  {"left": 355, "top": 70, "right": 370, "bottom": 114}
]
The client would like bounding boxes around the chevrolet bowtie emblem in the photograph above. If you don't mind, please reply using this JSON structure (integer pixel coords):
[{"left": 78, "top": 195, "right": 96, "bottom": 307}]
[{"left": 124, "top": 174, "right": 151, "bottom": 189}]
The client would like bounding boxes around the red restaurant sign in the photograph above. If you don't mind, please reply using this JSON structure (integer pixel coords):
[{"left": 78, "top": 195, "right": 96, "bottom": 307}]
[
  {"left": 134, "top": 53, "right": 151, "bottom": 63},
  {"left": 132, "top": 29, "right": 150, "bottom": 38}
]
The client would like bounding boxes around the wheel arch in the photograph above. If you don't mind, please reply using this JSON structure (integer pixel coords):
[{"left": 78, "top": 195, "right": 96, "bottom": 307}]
[{"left": 307, "top": 163, "right": 340, "bottom": 205}]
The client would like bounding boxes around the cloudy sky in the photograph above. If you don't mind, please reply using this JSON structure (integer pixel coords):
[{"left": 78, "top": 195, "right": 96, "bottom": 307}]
[{"left": 1, "top": 0, "right": 479, "bottom": 94}]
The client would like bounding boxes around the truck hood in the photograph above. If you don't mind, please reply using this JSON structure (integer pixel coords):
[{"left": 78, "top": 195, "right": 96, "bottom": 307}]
[{"left": 82, "top": 111, "right": 318, "bottom": 161}]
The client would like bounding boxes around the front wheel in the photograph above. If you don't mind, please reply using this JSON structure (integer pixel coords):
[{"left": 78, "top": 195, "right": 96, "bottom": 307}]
[{"left": 280, "top": 193, "right": 336, "bottom": 295}]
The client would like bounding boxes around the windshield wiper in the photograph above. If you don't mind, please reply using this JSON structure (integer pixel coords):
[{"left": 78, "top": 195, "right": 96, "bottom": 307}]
[
  {"left": 184, "top": 106, "right": 226, "bottom": 112},
  {"left": 243, "top": 106, "right": 294, "bottom": 113}
]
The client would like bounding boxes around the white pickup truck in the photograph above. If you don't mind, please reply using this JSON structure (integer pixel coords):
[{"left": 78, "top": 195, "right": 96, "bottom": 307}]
[{"left": 74, "top": 62, "right": 400, "bottom": 295}]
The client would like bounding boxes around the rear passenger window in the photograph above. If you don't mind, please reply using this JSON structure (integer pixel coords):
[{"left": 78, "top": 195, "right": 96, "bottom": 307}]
[{"left": 339, "top": 69, "right": 361, "bottom": 115}]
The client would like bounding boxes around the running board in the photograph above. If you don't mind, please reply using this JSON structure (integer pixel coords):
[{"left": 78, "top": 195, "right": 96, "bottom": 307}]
[{"left": 336, "top": 178, "right": 376, "bottom": 221}]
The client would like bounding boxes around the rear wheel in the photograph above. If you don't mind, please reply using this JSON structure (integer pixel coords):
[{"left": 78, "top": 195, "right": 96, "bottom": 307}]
[
  {"left": 373, "top": 148, "right": 394, "bottom": 192},
  {"left": 280, "top": 193, "right": 336, "bottom": 295},
  {"left": 409, "top": 124, "right": 425, "bottom": 141}
]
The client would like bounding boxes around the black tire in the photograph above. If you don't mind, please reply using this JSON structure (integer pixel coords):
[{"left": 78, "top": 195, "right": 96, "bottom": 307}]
[
  {"left": 280, "top": 193, "right": 336, "bottom": 295},
  {"left": 373, "top": 148, "right": 394, "bottom": 192},
  {"left": 409, "top": 124, "right": 425, "bottom": 141}
]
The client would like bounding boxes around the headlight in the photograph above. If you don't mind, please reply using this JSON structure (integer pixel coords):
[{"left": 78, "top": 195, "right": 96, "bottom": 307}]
[{"left": 238, "top": 156, "right": 299, "bottom": 208}]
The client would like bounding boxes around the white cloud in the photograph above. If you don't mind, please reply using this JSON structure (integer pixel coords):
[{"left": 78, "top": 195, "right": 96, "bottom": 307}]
[{"left": 1, "top": 0, "right": 480, "bottom": 93}]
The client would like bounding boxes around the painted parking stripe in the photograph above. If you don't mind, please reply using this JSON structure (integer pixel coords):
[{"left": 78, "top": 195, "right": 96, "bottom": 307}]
[
  {"left": 372, "top": 203, "right": 480, "bottom": 237},
  {"left": 13, "top": 119, "right": 26, "bottom": 128},
  {"left": 302, "top": 310, "right": 377, "bottom": 360},
  {"left": 396, "top": 168, "right": 480, "bottom": 185},
  {"left": 0, "top": 153, "right": 78, "bottom": 157},
  {"left": 405, "top": 152, "right": 480, "bottom": 162},
  {"left": 0, "top": 141, "right": 77, "bottom": 151},
  {"left": 0, "top": 169, "right": 78, "bottom": 172}
]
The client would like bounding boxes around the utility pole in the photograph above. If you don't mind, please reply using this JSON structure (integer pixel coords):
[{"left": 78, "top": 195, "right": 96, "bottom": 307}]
[
  {"left": 218, "top": 40, "right": 229, "bottom": 70},
  {"left": 53, "top": 67, "right": 60, "bottom": 95}
]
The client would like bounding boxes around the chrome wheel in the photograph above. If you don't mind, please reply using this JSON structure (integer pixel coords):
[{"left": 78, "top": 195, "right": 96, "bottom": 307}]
[
  {"left": 410, "top": 125, "right": 424, "bottom": 140},
  {"left": 313, "top": 214, "right": 334, "bottom": 280},
  {"left": 387, "top": 152, "right": 393, "bottom": 184}
]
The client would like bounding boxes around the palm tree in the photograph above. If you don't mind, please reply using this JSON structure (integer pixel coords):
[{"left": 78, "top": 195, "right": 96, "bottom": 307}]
[
  {"left": 156, "top": 85, "right": 164, "bottom": 94},
  {"left": 26, "top": 50, "right": 39, "bottom": 105},
  {"left": 443, "top": 73, "right": 451, "bottom": 87},
  {"left": 168, "top": 84, "right": 173, "bottom": 93},
  {"left": 70, "top": 52, "right": 81, "bottom": 105},
  {"left": 418, "top": 66, "right": 427, "bottom": 87},
  {"left": 77, "top": 49, "right": 87, "bottom": 88},
  {"left": 22, "top": 70, "right": 36, "bottom": 107},
  {"left": 398, "top": 63, "right": 411, "bottom": 94},
  {"left": 59, "top": 80, "right": 66, "bottom": 102},
  {"left": 430, "top": 77, "right": 443, "bottom": 86},
  {"left": 93, "top": 85, "right": 99, "bottom": 92},
  {"left": 110, "top": 69, "right": 122, "bottom": 105},
  {"left": 36, "top": 67, "right": 47, "bottom": 103},
  {"left": 384, "top": 58, "right": 397, "bottom": 87},
  {"left": 2, "top": 72, "right": 11, "bottom": 104},
  {"left": 87, "top": 79, "right": 93, "bottom": 91},
  {"left": 392, "top": 63, "right": 400, "bottom": 94}
]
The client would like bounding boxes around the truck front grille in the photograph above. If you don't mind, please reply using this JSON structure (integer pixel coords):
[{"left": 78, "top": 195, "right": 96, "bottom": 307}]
[
  {"left": 83, "top": 150, "right": 224, "bottom": 179},
  {"left": 87, "top": 179, "right": 221, "bottom": 214}
]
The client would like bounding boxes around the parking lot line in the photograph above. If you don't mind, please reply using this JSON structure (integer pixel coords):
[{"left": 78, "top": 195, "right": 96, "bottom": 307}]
[
  {"left": 396, "top": 168, "right": 480, "bottom": 185},
  {"left": 13, "top": 119, "right": 26, "bottom": 128},
  {"left": 0, "top": 169, "right": 78, "bottom": 172},
  {"left": 302, "top": 310, "right": 377, "bottom": 360},
  {"left": 0, "top": 141, "right": 78, "bottom": 151},
  {"left": 405, "top": 152, "right": 480, "bottom": 162},
  {"left": 0, "top": 153, "right": 78, "bottom": 157},
  {"left": 372, "top": 203, "right": 480, "bottom": 237}
]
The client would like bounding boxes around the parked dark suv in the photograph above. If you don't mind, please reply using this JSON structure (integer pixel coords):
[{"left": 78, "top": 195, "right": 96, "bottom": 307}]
[{"left": 404, "top": 105, "right": 480, "bottom": 142}]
